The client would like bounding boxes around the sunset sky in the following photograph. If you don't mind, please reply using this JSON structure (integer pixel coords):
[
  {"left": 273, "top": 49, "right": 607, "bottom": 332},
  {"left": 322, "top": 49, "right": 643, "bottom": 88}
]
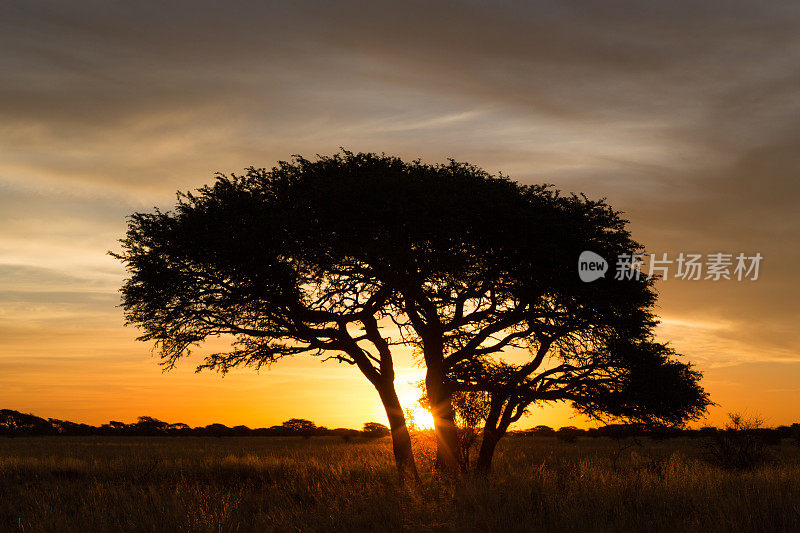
[{"left": 1, "top": 1, "right": 798, "bottom": 430}]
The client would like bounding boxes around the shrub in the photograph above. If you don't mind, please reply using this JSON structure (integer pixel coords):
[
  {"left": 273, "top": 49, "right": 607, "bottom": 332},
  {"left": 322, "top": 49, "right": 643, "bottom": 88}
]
[{"left": 703, "top": 413, "right": 772, "bottom": 470}]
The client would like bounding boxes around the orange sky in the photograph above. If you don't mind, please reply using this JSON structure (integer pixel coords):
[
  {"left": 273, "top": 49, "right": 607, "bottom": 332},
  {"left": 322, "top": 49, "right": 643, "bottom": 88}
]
[{"left": 1, "top": 1, "right": 798, "bottom": 429}]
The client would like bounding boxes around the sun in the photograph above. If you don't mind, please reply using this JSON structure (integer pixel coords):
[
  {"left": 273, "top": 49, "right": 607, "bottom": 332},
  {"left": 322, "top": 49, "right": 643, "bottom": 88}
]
[
  {"left": 407, "top": 405, "right": 435, "bottom": 430},
  {"left": 397, "top": 388, "right": 435, "bottom": 430}
]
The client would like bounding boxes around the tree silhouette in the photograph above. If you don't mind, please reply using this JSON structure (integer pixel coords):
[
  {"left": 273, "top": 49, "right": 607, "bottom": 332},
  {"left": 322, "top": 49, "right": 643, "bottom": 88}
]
[
  {"left": 281, "top": 418, "right": 314, "bottom": 430},
  {"left": 134, "top": 416, "right": 169, "bottom": 435},
  {"left": 363, "top": 422, "right": 390, "bottom": 438},
  {"left": 114, "top": 151, "right": 708, "bottom": 475},
  {"left": 282, "top": 418, "right": 317, "bottom": 434},
  {"left": 531, "top": 425, "right": 555, "bottom": 437}
]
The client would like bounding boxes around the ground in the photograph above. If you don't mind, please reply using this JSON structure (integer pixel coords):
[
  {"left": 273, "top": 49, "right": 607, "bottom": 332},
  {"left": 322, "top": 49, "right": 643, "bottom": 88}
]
[{"left": 1, "top": 434, "right": 799, "bottom": 532}]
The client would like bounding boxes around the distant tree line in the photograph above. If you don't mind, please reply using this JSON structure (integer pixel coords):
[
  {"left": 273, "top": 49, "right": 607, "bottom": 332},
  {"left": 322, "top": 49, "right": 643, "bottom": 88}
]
[
  {"left": 514, "top": 423, "right": 800, "bottom": 444},
  {"left": 0, "top": 409, "right": 389, "bottom": 439},
  {"left": 4, "top": 409, "right": 799, "bottom": 444}
]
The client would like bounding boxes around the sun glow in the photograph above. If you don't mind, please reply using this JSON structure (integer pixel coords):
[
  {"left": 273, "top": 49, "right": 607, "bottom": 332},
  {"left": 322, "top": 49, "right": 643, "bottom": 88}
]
[
  {"left": 397, "top": 387, "right": 435, "bottom": 430},
  {"left": 407, "top": 404, "right": 435, "bottom": 430}
]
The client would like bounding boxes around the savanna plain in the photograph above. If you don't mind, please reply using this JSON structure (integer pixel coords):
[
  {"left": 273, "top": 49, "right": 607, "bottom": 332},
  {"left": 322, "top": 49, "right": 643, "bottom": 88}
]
[{"left": 2, "top": 434, "right": 799, "bottom": 532}]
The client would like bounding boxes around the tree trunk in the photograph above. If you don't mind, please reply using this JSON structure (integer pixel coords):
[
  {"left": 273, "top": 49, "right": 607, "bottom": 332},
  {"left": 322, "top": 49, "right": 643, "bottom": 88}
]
[
  {"left": 376, "top": 381, "right": 420, "bottom": 484},
  {"left": 475, "top": 396, "right": 505, "bottom": 475},
  {"left": 475, "top": 426, "right": 502, "bottom": 474},
  {"left": 426, "top": 369, "right": 460, "bottom": 473}
]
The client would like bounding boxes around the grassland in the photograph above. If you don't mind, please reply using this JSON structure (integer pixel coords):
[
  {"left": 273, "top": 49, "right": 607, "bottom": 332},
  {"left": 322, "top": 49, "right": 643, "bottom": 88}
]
[{"left": 1, "top": 434, "right": 799, "bottom": 532}]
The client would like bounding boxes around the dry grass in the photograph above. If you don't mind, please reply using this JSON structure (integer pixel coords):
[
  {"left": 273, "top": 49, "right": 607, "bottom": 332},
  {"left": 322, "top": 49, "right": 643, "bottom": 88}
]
[{"left": 2, "top": 435, "right": 799, "bottom": 532}]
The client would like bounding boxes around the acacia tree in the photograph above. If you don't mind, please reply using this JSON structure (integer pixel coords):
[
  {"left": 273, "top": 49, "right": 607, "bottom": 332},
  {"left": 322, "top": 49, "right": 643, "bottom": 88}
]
[{"left": 115, "top": 151, "right": 708, "bottom": 475}]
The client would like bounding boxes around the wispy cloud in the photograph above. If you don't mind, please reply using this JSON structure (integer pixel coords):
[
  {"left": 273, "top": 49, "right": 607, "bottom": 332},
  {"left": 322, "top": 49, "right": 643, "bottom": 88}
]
[{"left": 1, "top": 0, "right": 798, "bottom": 426}]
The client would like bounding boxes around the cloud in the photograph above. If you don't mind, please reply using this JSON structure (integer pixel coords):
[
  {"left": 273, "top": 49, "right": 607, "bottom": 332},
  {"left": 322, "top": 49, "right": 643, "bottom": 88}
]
[{"left": 0, "top": 0, "right": 798, "bottom": 424}]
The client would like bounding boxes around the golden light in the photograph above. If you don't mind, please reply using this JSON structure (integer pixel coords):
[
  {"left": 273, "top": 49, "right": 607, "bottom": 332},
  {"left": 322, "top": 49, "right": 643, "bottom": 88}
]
[
  {"left": 397, "top": 387, "right": 435, "bottom": 430},
  {"left": 407, "top": 404, "right": 435, "bottom": 430}
]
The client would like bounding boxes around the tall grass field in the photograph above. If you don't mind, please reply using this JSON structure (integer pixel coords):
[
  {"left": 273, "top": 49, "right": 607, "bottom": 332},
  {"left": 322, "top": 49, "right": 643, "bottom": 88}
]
[{"left": 2, "top": 435, "right": 799, "bottom": 531}]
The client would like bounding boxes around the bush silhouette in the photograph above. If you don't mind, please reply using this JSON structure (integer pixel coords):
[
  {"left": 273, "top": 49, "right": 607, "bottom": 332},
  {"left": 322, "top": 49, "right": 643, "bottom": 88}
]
[{"left": 704, "top": 413, "right": 772, "bottom": 470}]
